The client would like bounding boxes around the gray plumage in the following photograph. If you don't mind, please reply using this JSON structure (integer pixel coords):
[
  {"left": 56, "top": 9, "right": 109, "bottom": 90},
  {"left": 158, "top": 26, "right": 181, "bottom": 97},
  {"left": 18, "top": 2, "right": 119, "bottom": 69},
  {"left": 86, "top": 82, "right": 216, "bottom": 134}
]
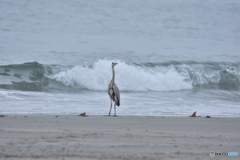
[{"left": 108, "top": 62, "right": 120, "bottom": 116}]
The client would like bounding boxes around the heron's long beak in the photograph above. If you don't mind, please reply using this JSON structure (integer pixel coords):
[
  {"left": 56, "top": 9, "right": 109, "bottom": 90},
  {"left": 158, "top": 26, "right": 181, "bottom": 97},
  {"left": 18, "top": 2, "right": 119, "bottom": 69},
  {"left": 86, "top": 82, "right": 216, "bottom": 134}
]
[{"left": 113, "top": 63, "right": 118, "bottom": 65}]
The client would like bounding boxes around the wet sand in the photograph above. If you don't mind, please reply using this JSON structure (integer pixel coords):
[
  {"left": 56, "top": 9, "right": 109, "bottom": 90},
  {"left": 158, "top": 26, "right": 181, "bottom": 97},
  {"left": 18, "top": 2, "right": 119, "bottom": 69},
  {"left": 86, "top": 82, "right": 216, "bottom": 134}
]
[{"left": 0, "top": 115, "right": 239, "bottom": 160}]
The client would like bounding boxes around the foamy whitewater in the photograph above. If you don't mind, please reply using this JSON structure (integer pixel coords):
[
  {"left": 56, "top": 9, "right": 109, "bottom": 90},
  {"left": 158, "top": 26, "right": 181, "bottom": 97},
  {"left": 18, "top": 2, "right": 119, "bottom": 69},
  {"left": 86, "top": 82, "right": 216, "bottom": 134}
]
[{"left": 0, "top": 0, "right": 240, "bottom": 116}]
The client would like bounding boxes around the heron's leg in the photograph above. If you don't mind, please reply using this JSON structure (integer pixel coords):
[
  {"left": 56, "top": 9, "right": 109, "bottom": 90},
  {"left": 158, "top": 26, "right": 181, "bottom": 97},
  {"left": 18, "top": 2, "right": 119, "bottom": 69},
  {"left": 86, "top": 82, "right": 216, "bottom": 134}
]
[
  {"left": 114, "top": 104, "right": 116, "bottom": 116},
  {"left": 108, "top": 99, "right": 112, "bottom": 116}
]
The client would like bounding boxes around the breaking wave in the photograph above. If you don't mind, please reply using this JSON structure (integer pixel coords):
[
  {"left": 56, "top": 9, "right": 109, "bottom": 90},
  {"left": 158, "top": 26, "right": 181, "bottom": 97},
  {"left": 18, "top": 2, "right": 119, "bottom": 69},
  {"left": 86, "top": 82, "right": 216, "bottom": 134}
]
[{"left": 0, "top": 59, "right": 240, "bottom": 92}]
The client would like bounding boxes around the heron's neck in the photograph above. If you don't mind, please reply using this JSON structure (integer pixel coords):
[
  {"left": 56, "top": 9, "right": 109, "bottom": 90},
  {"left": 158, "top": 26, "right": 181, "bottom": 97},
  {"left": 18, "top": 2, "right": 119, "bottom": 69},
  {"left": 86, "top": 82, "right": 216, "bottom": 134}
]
[{"left": 111, "top": 66, "right": 115, "bottom": 83}]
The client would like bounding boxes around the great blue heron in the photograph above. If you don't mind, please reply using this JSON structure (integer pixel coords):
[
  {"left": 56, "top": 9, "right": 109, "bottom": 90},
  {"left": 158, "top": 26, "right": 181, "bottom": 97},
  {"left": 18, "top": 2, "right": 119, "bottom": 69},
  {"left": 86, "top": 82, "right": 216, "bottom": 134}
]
[{"left": 108, "top": 62, "right": 120, "bottom": 116}]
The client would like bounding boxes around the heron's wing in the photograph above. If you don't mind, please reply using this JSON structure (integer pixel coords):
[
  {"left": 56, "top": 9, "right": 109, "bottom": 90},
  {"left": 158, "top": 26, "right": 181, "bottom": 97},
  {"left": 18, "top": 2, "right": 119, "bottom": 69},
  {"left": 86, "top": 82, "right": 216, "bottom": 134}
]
[
  {"left": 107, "top": 84, "right": 110, "bottom": 95},
  {"left": 113, "top": 84, "right": 120, "bottom": 100}
]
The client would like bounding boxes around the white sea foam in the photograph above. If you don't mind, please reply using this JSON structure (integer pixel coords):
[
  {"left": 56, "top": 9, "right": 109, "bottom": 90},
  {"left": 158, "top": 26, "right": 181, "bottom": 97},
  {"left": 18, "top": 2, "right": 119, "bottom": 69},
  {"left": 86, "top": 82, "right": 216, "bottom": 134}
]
[{"left": 51, "top": 59, "right": 192, "bottom": 91}]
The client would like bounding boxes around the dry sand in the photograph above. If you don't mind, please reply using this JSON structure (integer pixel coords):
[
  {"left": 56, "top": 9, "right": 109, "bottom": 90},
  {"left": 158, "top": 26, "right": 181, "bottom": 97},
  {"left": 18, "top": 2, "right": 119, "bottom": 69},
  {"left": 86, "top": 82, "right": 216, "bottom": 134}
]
[{"left": 0, "top": 115, "right": 239, "bottom": 160}]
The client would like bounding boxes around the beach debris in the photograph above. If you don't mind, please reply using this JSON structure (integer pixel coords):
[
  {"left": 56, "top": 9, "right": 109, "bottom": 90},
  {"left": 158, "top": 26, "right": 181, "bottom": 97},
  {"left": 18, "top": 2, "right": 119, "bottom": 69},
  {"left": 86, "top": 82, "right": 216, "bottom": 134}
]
[
  {"left": 205, "top": 115, "right": 211, "bottom": 118},
  {"left": 0, "top": 115, "right": 5, "bottom": 117},
  {"left": 78, "top": 112, "right": 88, "bottom": 117},
  {"left": 189, "top": 112, "right": 201, "bottom": 117},
  {"left": 189, "top": 112, "right": 196, "bottom": 117}
]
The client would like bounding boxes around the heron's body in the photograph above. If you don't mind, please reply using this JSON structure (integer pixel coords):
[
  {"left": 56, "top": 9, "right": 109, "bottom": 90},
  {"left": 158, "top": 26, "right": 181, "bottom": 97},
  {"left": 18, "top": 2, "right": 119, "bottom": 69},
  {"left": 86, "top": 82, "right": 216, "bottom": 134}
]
[
  {"left": 108, "top": 82, "right": 120, "bottom": 106},
  {"left": 108, "top": 62, "right": 120, "bottom": 116}
]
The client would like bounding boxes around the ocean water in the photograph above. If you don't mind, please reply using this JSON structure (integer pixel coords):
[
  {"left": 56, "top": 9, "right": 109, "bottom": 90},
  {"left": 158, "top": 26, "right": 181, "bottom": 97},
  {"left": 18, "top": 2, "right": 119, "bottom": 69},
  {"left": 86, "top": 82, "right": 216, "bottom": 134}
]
[{"left": 0, "top": 0, "right": 240, "bottom": 116}]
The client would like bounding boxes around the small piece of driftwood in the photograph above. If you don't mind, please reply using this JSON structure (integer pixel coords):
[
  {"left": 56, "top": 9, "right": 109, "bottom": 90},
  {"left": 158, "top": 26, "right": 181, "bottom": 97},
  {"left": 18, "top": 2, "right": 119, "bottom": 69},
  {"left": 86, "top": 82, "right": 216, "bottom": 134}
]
[
  {"left": 189, "top": 112, "right": 196, "bottom": 117},
  {"left": 189, "top": 112, "right": 201, "bottom": 117},
  {"left": 78, "top": 112, "right": 88, "bottom": 117}
]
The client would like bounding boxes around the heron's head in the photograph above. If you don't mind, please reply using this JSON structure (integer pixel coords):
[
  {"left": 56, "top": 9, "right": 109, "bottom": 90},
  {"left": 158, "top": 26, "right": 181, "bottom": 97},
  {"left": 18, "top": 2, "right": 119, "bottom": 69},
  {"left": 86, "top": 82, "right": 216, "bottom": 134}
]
[{"left": 112, "top": 62, "right": 118, "bottom": 67}]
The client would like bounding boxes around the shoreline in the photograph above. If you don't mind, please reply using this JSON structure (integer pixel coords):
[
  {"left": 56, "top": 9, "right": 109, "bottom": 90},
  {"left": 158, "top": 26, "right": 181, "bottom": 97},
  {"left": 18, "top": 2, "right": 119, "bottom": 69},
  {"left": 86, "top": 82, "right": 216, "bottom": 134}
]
[
  {"left": 0, "top": 115, "right": 239, "bottom": 160},
  {"left": 1, "top": 113, "right": 240, "bottom": 118}
]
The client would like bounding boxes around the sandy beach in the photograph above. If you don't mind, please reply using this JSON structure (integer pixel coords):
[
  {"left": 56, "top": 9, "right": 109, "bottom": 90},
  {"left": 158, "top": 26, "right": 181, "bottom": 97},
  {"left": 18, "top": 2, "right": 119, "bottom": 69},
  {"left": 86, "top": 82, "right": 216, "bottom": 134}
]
[{"left": 0, "top": 115, "right": 239, "bottom": 160}]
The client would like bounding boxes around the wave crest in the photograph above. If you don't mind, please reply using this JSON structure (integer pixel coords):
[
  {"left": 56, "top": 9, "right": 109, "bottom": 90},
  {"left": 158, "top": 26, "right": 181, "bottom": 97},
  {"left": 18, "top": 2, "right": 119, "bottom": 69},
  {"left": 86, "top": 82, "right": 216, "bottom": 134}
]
[
  {"left": 0, "top": 60, "right": 240, "bottom": 91},
  {"left": 51, "top": 59, "right": 191, "bottom": 91}
]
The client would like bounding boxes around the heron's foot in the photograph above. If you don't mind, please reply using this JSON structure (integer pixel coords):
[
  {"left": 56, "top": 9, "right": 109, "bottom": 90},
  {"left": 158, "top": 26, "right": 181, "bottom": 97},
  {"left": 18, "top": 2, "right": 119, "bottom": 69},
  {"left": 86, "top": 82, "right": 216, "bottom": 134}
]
[{"left": 113, "top": 115, "right": 118, "bottom": 117}]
